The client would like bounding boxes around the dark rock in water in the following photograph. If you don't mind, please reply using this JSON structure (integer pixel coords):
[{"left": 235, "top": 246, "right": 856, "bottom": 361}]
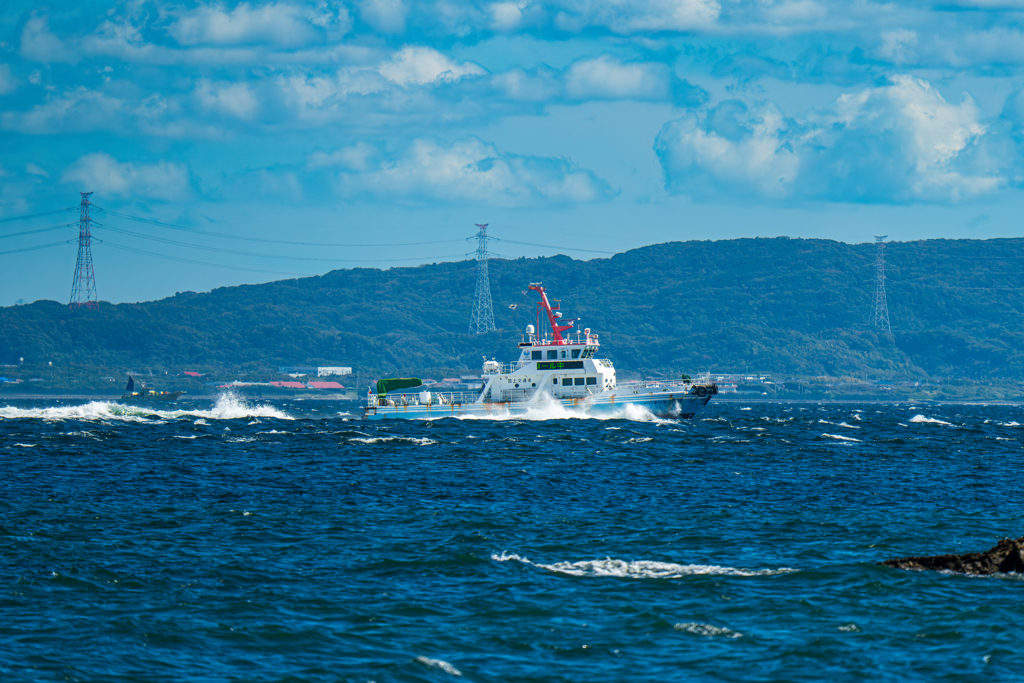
[{"left": 881, "top": 537, "right": 1024, "bottom": 575}]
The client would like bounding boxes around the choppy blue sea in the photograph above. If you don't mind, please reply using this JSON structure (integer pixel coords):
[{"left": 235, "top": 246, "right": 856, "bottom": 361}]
[{"left": 2, "top": 396, "right": 1024, "bottom": 682}]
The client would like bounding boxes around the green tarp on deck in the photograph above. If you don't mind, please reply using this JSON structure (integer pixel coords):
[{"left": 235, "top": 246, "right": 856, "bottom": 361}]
[{"left": 376, "top": 378, "right": 423, "bottom": 396}]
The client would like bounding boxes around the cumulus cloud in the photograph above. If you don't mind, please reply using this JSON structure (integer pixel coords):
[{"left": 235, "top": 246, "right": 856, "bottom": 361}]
[
  {"left": 0, "top": 65, "right": 15, "bottom": 95},
  {"left": 552, "top": 0, "right": 720, "bottom": 33},
  {"left": 196, "top": 80, "right": 259, "bottom": 120},
  {"left": 20, "top": 17, "right": 77, "bottom": 63},
  {"left": 317, "top": 136, "right": 614, "bottom": 205},
  {"left": 360, "top": 0, "right": 408, "bottom": 33},
  {"left": 377, "top": 46, "right": 485, "bottom": 86},
  {"left": 169, "top": 2, "right": 349, "bottom": 47},
  {"left": 1, "top": 88, "right": 126, "bottom": 134},
  {"left": 655, "top": 75, "right": 1002, "bottom": 203},
  {"left": 563, "top": 54, "right": 705, "bottom": 106},
  {"left": 62, "top": 153, "right": 190, "bottom": 201}
]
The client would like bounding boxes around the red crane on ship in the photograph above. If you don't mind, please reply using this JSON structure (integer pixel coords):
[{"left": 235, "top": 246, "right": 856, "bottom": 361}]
[{"left": 528, "top": 283, "right": 577, "bottom": 344}]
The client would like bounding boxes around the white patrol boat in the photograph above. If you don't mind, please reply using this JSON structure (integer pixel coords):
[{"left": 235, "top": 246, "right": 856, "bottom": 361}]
[{"left": 363, "top": 283, "right": 717, "bottom": 420}]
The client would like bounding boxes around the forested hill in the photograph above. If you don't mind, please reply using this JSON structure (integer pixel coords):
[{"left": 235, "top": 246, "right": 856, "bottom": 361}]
[{"left": 2, "top": 236, "right": 1023, "bottom": 380}]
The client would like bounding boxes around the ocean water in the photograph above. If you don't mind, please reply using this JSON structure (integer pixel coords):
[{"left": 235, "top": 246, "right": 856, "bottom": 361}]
[{"left": 2, "top": 395, "right": 1023, "bottom": 682}]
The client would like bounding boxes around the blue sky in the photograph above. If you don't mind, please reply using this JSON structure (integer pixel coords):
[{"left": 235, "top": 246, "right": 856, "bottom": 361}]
[{"left": 1, "top": 0, "right": 1023, "bottom": 304}]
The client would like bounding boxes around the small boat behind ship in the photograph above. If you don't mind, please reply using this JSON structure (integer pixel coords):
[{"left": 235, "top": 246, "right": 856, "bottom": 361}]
[
  {"left": 121, "top": 375, "right": 184, "bottom": 402},
  {"left": 364, "top": 283, "right": 717, "bottom": 420}
]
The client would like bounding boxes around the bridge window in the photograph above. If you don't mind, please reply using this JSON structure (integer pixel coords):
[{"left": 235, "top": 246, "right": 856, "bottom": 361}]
[
  {"left": 531, "top": 351, "right": 542, "bottom": 360},
  {"left": 586, "top": 377, "right": 597, "bottom": 385},
  {"left": 560, "top": 350, "right": 567, "bottom": 358},
  {"left": 571, "top": 349, "right": 581, "bottom": 359},
  {"left": 547, "top": 350, "right": 558, "bottom": 359},
  {"left": 574, "top": 377, "right": 585, "bottom": 386},
  {"left": 552, "top": 378, "right": 559, "bottom": 385},
  {"left": 580, "top": 347, "right": 595, "bottom": 359}
]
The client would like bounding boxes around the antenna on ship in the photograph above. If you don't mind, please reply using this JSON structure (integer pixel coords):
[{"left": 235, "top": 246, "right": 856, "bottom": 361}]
[
  {"left": 69, "top": 191, "right": 98, "bottom": 310},
  {"left": 468, "top": 223, "right": 496, "bottom": 334},
  {"left": 872, "top": 235, "right": 891, "bottom": 334}
]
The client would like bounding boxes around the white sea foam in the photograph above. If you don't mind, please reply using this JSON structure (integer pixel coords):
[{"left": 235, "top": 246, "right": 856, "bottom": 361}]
[
  {"left": 674, "top": 622, "right": 743, "bottom": 638},
  {"left": 492, "top": 552, "right": 794, "bottom": 578},
  {"left": 13, "top": 443, "right": 36, "bottom": 447},
  {"left": 838, "top": 422, "right": 860, "bottom": 429},
  {"left": 348, "top": 436, "right": 437, "bottom": 446},
  {"left": 626, "top": 437, "right": 654, "bottom": 443},
  {"left": 0, "top": 392, "right": 290, "bottom": 422},
  {"left": 910, "top": 415, "right": 954, "bottom": 426},
  {"left": 740, "top": 407, "right": 751, "bottom": 411},
  {"left": 415, "top": 657, "right": 461, "bottom": 676},
  {"left": 449, "top": 395, "right": 675, "bottom": 424},
  {"left": 822, "top": 433, "right": 861, "bottom": 442}
]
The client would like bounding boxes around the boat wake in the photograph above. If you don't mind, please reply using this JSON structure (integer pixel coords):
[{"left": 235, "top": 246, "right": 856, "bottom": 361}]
[
  {"left": 447, "top": 395, "right": 676, "bottom": 424},
  {"left": 0, "top": 392, "right": 290, "bottom": 421},
  {"left": 492, "top": 552, "right": 795, "bottom": 579}
]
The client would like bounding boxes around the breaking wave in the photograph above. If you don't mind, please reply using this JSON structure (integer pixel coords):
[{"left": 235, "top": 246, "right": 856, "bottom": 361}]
[
  {"left": 0, "top": 393, "right": 290, "bottom": 422},
  {"left": 910, "top": 415, "right": 954, "bottom": 426},
  {"left": 491, "top": 552, "right": 794, "bottom": 579},
  {"left": 822, "top": 433, "right": 862, "bottom": 442},
  {"left": 674, "top": 622, "right": 743, "bottom": 638}
]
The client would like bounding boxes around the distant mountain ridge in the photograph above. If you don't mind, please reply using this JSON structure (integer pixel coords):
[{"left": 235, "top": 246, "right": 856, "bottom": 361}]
[{"left": 1, "top": 237, "right": 1022, "bottom": 380}]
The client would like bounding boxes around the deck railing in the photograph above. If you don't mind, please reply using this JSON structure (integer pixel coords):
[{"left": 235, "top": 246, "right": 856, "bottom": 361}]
[{"left": 367, "top": 390, "right": 482, "bottom": 408}]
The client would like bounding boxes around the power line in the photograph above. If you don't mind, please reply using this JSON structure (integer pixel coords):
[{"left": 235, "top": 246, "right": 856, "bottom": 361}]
[
  {"left": 495, "top": 238, "right": 615, "bottom": 255},
  {"left": 96, "top": 221, "right": 466, "bottom": 263},
  {"left": 95, "top": 207, "right": 465, "bottom": 248},
  {"left": 0, "top": 239, "right": 75, "bottom": 256},
  {"left": 100, "top": 241, "right": 310, "bottom": 277},
  {"left": 0, "top": 223, "right": 76, "bottom": 240},
  {"left": 96, "top": 207, "right": 615, "bottom": 255},
  {"left": 0, "top": 208, "right": 74, "bottom": 224}
]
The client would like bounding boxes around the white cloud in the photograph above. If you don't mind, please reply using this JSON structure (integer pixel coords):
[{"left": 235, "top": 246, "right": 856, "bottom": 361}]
[
  {"left": 61, "top": 153, "right": 190, "bottom": 201},
  {"left": 25, "top": 162, "right": 49, "bottom": 178},
  {"left": 360, "top": 0, "right": 408, "bottom": 33},
  {"left": 196, "top": 80, "right": 259, "bottom": 120},
  {"left": 1, "top": 88, "right": 126, "bottom": 134},
  {"left": 656, "top": 76, "right": 1002, "bottom": 203},
  {"left": 0, "top": 65, "right": 15, "bottom": 95},
  {"left": 326, "top": 136, "right": 613, "bottom": 205},
  {"left": 307, "top": 142, "right": 383, "bottom": 170},
  {"left": 552, "top": 0, "right": 720, "bottom": 33},
  {"left": 169, "top": 2, "right": 346, "bottom": 47},
  {"left": 19, "top": 17, "right": 76, "bottom": 63},
  {"left": 564, "top": 55, "right": 675, "bottom": 101},
  {"left": 377, "top": 46, "right": 486, "bottom": 86}
]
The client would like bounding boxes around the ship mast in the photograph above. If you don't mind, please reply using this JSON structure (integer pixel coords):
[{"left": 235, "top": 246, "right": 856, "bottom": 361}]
[{"left": 528, "top": 283, "right": 575, "bottom": 343}]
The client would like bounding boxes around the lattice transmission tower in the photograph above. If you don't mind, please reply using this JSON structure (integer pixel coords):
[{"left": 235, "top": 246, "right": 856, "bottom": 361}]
[
  {"left": 69, "top": 191, "right": 98, "bottom": 310},
  {"left": 871, "top": 235, "right": 891, "bottom": 334},
  {"left": 468, "top": 223, "right": 496, "bottom": 334}
]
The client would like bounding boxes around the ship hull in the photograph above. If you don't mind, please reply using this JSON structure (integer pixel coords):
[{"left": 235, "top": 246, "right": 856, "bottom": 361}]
[
  {"left": 363, "top": 390, "right": 712, "bottom": 420},
  {"left": 121, "top": 391, "right": 184, "bottom": 402}
]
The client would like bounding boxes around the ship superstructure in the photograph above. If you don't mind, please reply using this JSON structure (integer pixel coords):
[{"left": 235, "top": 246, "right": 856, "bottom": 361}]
[{"left": 364, "top": 283, "right": 716, "bottom": 420}]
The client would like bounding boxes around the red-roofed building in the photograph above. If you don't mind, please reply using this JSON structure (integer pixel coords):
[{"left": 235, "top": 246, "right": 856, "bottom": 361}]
[
  {"left": 308, "top": 381, "right": 344, "bottom": 389},
  {"left": 271, "top": 381, "right": 306, "bottom": 388},
  {"left": 183, "top": 371, "right": 203, "bottom": 377}
]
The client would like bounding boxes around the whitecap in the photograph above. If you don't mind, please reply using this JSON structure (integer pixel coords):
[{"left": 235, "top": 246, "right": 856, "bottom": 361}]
[
  {"left": 822, "top": 433, "right": 861, "bottom": 442},
  {"left": 13, "top": 443, "right": 36, "bottom": 447},
  {"left": 349, "top": 437, "right": 436, "bottom": 446},
  {"left": 837, "top": 422, "right": 860, "bottom": 429},
  {"left": 740, "top": 407, "right": 751, "bottom": 411},
  {"left": 910, "top": 415, "right": 954, "bottom": 426},
  {"left": 450, "top": 396, "right": 675, "bottom": 425},
  {"left": 674, "top": 622, "right": 742, "bottom": 638},
  {"left": 626, "top": 437, "right": 653, "bottom": 443},
  {"left": 415, "top": 657, "right": 461, "bottom": 676},
  {"left": 491, "top": 552, "right": 794, "bottom": 578}
]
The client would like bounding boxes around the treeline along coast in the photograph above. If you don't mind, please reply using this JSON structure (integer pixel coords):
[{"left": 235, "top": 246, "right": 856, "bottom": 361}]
[{"left": 1, "top": 237, "right": 1022, "bottom": 384}]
